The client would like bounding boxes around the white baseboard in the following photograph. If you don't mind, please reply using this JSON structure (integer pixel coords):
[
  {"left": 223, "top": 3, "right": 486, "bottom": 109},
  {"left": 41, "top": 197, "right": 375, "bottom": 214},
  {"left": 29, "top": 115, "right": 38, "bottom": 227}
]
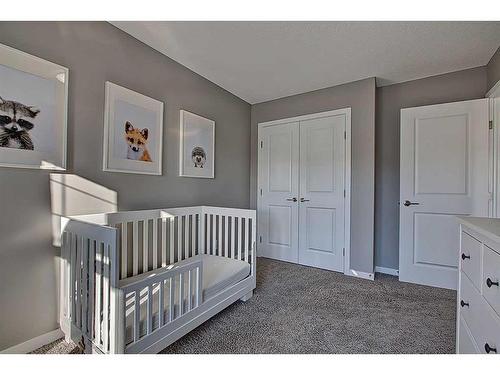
[
  {"left": 1, "top": 328, "right": 63, "bottom": 354},
  {"left": 347, "top": 268, "right": 375, "bottom": 281},
  {"left": 375, "top": 266, "right": 399, "bottom": 276}
]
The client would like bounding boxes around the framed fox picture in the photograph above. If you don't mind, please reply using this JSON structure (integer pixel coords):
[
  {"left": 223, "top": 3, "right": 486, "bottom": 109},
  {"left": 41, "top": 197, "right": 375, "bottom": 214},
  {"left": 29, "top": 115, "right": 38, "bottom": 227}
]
[
  {"left": 179, "top": 110, "right": 215, "bottom": 178},
  {"left": 0, "top": 43, "right": 68, "bottom": 170},
  {"left": 103, "top": 82, "right": 164, "bottom": 175}
]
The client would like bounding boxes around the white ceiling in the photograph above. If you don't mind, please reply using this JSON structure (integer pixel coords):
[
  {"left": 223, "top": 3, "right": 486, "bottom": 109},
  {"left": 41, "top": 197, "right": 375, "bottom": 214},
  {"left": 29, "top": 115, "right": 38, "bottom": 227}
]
[{"left": 111, "top": 21, "right": 500, "bottom": 104}]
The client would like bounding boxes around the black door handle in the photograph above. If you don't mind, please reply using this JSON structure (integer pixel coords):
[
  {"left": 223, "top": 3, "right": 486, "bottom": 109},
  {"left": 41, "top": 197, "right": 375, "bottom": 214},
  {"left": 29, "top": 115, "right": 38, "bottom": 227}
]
[
  {"left": 460, "top": 300, "right": 469, "bottom": 308},
  {"left": 286, "top": 197, "right": 297, "bottom": 202},
  {"left": 461, "top": 253, "right": 471, "bottom": 260},
  {"left": 485, "top": 343, "right": 497, "bottom": 353},
  {"left": 486, "top": 278, "right": 499, "bottom": 288},
  {"left": 403, "top": 200, "right": 420, "bottom": 207}
]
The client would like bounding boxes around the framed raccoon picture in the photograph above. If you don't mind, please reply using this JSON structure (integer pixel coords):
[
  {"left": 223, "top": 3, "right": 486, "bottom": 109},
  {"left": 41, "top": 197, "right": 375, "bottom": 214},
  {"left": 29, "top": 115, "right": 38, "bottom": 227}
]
[
  {"left": 0, "top": 43, "right": 68, "bottom": 170},
  {"left": 179, "top": 110, "right": 215, "bottom": 178},
  {"left": 103, "top": 82, "right": 164, "bottom": 175}
]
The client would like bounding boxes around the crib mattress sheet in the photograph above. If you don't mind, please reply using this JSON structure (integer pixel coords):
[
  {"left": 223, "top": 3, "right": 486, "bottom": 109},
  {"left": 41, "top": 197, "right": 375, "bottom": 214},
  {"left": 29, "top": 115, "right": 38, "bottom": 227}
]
[{"left": 123, "top": 255, "right": 250, "bottom": 344}]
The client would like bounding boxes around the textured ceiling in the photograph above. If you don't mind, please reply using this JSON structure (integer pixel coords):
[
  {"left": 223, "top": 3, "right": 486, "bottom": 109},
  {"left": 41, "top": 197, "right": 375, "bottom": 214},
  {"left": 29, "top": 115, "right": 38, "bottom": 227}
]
[{"left": 112, "top": 21, "right": 500, "bottom": 104}]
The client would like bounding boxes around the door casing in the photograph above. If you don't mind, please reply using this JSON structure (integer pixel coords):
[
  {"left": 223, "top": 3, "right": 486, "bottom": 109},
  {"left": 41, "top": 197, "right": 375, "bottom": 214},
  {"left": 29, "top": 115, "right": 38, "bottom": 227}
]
[{"left": 257, "top": 108, "right": 352, "bottom": 275}]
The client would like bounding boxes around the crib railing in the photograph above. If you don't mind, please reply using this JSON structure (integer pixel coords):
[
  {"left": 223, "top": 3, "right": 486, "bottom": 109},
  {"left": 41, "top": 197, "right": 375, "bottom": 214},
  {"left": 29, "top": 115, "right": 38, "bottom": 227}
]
[
  {"left": 59, "top": 218, "right": 121, "bottom": 353},
  {"left": 60, "top": 206, "right": 256, "bottom": 353}
]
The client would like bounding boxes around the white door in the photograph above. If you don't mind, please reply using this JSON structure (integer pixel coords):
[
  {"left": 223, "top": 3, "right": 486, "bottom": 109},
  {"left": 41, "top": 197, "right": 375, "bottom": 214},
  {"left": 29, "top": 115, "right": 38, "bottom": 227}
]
[
  {"left": 298, "top": 115, "right": 346, "bottom": 272},
  {"left": 258, "top": 121, "right": 299, "bottom": 263},
  {"left": 399, "top": 99, "right": 490, "bottom": 289}
]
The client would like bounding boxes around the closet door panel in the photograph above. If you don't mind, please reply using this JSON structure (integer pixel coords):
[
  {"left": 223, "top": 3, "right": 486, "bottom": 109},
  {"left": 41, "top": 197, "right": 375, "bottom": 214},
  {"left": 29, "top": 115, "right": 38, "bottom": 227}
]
[
  {"left": 298, "top": 115, "right": 346, "bottom": 272},
  {"left": 258, "top": 122, "right": 299, "bottom": 263}
]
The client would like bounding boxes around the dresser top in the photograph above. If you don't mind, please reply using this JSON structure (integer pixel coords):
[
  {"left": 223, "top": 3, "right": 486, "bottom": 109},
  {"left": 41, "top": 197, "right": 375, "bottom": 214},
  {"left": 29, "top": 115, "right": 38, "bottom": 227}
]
[{"left": 457, "top": 216, "right": 500, "bottom": 243}]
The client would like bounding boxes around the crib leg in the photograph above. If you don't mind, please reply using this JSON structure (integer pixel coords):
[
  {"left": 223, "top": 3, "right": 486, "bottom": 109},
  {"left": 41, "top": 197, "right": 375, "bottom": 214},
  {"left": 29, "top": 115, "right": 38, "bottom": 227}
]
[{"left": 240, "top": 291, "right": 253, "bottom": 302}]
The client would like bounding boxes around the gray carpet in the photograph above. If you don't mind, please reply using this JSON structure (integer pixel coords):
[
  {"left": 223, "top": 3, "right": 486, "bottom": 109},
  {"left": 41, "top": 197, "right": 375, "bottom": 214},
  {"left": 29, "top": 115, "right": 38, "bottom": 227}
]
[{"left": 32, "top": 258, "right": 456, "bottom": 354}]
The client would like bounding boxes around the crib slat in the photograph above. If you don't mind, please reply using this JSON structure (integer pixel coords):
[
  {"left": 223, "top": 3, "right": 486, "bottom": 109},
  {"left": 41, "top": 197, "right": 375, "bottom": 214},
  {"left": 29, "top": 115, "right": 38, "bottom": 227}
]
[
  {"left": 200, "top": 214, "right": 206, "bottom": 254},
  {"left": 230, "top": 217, "right": 235, "bottom": 259},
  {"left": 88, "top": 240, "right": 95, "bottom": 339},
  {"left": 196, "top": 266, "right": 202, "bottom": 307},
  {"left": 224, "top": 216, "right": 229, "bottom": 258},
  {"left": 159, "top": 280, "right": 165, "bottom": 327},
  {"left": 121, "top": 222, "right": 128, "bottom": 279},
  {"left": 143, "top": 220, "right": 149, "bottom": 273},
  {"left": 134, "top": 291, "right": 140, "bottom": 342},
  {"left": 178, "top": 216, "right": 182, "bottom": 260},
  {"left": 192, "top": 214, "right": 197, "bottom": 255},
  {"left": 147, "top": 285, "right": 153, "bottom": 334},
  {"left": 187, "top": 269, "right": 192, "bottom": 311},
  {"left": 179, "top": 273, "right": 184, "bottom": 315},
  {"left": 102, "top": 243, "right": 110, "bottom": 351},
  {"left": 234, "top": 217, "right": 240, "bottom": 260},
  {"left": 152, "top": 219, "right": 158, "bottom": 269},
  {"left": 218, "top": 215, "right": 222, "bottom": 256},
  {"left": 75, "top": 236, "right": 82, "bottom": 328},
  {"left": 169, "top": 278, "right": 174, "bottom": 322},
  {"left": 169, "top": 217, "right": 175, "bottom": 263},
  {"left": 161, "top": 218, "right": 167, "bottom": 267},
  {"left": 133, "top": 221, "right": 139, "bottom": 276},
  {"left": 184, "top": 216, "right": 189, "bottom": 259},
  {"left": 246, "top": 218, "right": 251, "bottom": 263},
  {"left": 81, "top": 238, "right": 89, "bottom": 335},
  {"left": 94, "top": 241, "right": 103, "bottom": 346},
  {"left": 212, "top": 215, "right": 216, "bottom": 255},
  {"left": 69, "top": 233, "right": 77, "bottom": 325}
]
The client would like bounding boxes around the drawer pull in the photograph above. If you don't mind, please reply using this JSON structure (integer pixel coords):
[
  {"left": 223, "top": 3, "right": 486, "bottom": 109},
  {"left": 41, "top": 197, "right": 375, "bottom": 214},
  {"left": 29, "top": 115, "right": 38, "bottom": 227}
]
[
  {"left": 486, "top": 278, "right": 499, "bottom": 288},
  {"left": 485, "top": 343, "right": 497, "bottom": 354},
  {"left": 460, "top": 300, "right": 469, "bottom": 308},
  {"left": 461, "top": 253, "right": 471, "bottom": 260}
]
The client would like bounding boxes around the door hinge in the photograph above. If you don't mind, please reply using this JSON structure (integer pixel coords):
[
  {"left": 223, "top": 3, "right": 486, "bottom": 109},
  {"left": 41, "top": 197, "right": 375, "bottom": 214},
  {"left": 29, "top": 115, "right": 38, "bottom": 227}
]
[
  {"left": 344, "top": 131, "right": 346, "bottom": 140},
  {"left": 343, "top": 189, "right": 346, "bottom": 198},
  {"left": 260, "top": 140, "right": 263, "bottom": 148},
  {"left": 259, "top": 236, "right": 262, "bottom": 243},
  {"left": 489, "top": 120, "right": 493, "bottom": 130},
  {"left": 343, "top": 248, "right": 345, "bottom": 257},
  {"left": 260, "top": 188, "right": 263, "bottom": 196}
]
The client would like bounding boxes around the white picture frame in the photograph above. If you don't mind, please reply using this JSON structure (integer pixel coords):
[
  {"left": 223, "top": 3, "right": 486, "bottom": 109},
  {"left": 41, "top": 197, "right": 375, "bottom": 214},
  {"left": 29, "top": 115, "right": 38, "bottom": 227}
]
[
  {"left": 0, "top": 43, "right": 68, "bottom": 170},
  {"left": 103, "top": 82, "right": 164, "bottom": 175},
  {"left": 179, "top": 110, "right": 215, "bottom": 178}
]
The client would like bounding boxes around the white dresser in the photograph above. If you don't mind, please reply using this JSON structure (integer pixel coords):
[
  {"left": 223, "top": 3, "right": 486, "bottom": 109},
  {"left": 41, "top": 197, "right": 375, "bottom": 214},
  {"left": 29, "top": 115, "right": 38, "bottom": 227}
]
[{"left": 457, "top": 217, "right": 500, "bottom": 354}]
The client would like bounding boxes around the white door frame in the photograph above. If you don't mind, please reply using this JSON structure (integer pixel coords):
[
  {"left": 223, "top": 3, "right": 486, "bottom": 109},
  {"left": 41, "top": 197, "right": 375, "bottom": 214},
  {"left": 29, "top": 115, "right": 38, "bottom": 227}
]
[
  {"left": 487, "top": 79, "right": 500, "bottom": 218},
  {"left": 257, "top": 108, "right": 352, "bottom": 275}
]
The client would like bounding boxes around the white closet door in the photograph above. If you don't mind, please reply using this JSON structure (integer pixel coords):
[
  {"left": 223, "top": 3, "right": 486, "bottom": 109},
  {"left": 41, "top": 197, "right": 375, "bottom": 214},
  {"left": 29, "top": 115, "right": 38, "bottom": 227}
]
[
  {"left": 258, "top": 122, "right": 299, "bottom": 263},
  {"left": 298, "top": 115, "right": 346, "bottom": 272},
  {"left": 399, "top": 99, "right": 490, "bottom": 289}
]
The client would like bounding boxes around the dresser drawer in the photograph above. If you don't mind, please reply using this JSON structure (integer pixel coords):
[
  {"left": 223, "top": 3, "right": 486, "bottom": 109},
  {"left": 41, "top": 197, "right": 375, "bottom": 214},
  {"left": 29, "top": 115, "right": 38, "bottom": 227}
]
[
  {"left": 460, "top": 273, "right": 500, "bottom": 354},
  {"left": 458, "top": 317, "right": 479, "bottom": 353},
  {"left": 459, "top": 272, "right": 482, "bottom": 330},
  {"left": 461, "top": 231, "right": 482, "bottom": 290},
  {"left": 483, "top": 246, "right": 500, "bottom": 316}
]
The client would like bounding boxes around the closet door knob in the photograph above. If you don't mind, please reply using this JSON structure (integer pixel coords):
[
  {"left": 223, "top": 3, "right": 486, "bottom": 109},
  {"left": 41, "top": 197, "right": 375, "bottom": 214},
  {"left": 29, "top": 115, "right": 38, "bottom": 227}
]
[
  {"left": 485, "top": 343, "right": 497, "bottom": 353},
  {"left": 300, "top": 198, "right": 310, "bottom": 202},
  {"left": 460, "top": 300, "right": 469, "bottom": 308},
  {"left": 403, "top": 200, "right": 420, "bottom": 206},
  {"left": 286, "top": 197, "right": 297, "bottom": 202},
  {"left": 461, "top": 253, "right": 471, "bottom": 260},
  {"left": 486, "top": 278, "right": 499, "bottom": 288}
]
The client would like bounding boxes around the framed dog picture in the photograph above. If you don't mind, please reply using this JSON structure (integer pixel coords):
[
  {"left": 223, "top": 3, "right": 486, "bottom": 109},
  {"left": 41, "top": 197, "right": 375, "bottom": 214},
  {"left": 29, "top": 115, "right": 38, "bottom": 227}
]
[
  {"left": 0, "top": 43, "right": 68, "bottom": 170},
  {"left": 179, "top": 110, "right": 215, "bottom": 178},
  {"left": 103, "top": 82, "right": 164, "bottom": 175}
]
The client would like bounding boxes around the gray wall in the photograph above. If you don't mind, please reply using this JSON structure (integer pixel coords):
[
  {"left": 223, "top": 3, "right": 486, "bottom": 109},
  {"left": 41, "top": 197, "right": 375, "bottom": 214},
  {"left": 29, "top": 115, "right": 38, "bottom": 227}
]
[
  {"left": 0, "top": 22, "right": 251, "bottom": 351},
  {"left": 250, "top": 78, "right": 376, "bottom": 274},
  {"left": 488, "top": 46, "right": 500, "bottom": 92},
  {"left": 375, "top": 67, "right": 487, "bottom": 270}
]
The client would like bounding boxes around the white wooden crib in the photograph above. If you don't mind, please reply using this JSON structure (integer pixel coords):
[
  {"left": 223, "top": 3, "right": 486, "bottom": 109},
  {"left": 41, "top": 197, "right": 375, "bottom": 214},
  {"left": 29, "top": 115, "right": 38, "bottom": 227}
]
[{"left": 59, "top": 206, "right": 256, "bottom": 354}]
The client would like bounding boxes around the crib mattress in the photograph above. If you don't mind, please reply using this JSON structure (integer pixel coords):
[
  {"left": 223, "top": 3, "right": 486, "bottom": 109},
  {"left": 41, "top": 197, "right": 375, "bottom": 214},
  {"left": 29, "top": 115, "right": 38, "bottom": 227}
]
[{"left": 124, "top": 255, "right": 250, "bottom": 344}]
